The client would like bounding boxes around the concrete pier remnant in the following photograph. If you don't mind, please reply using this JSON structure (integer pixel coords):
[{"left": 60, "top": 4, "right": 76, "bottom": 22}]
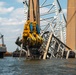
[{"left": 66, "top": 0, "right": 76, "bottom": 50}]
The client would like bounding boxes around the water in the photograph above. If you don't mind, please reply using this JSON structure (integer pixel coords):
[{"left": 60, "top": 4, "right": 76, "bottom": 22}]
[{"left": 0, "top": 57, "right": 76, "bottom": 75}]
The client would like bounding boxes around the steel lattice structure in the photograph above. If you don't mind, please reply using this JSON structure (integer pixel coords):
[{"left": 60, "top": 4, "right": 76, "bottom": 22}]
[{"left": 23, "top": 0, "right": 66, "bottom": 44}]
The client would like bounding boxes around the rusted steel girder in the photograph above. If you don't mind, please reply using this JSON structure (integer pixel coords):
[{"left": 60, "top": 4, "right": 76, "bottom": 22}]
[{"left": 28, "top": 0, "right": 40, "bottom": 25}]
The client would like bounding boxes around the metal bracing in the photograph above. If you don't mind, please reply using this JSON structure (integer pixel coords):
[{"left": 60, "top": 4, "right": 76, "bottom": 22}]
[
  {"left": 39, "top": 32, "right": 71, "bottom": 59},
  {"left": 40, "top": 0, "right": 66, "bottom": 43},
  {"left": 37, "top": 0, "right": 67, "bottom": 59},
  {"left": 18, "top": 0, "right": 67, "bottom": 59},
  {"left": 23, "top": 0, "right": 66, "bottom": 43}
]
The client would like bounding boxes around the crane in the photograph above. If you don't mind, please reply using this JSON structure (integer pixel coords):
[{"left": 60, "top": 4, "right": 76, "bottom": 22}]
[
  {"left": 15, "top": 0, "right": 75, "bottom": 59},
  {"left": 15, "top": 0, "right": 43, "bottom": 58}
]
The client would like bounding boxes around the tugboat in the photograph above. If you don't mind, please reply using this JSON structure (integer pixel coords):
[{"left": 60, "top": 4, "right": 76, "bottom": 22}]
[{"left": 0, "top": 33, "right": 7, "bottom": 58}]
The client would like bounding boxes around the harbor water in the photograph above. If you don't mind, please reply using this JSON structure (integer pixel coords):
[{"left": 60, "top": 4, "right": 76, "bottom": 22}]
[{"left": 0, "top": 57, "right": 76, "bottom": 75}]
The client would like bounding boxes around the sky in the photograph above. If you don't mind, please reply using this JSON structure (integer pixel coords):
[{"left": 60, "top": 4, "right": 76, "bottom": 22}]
[{"left": 0, "top": 0, "right": 67, "bottom": 52}]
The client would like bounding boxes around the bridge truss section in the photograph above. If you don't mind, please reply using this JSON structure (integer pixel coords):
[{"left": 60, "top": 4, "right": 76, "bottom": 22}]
[
  {"left": 40, "top": 0, "right": 66, "bottom": 43},
  {"left": 22, "top": 0, "right": 68, "bottom": 59}
]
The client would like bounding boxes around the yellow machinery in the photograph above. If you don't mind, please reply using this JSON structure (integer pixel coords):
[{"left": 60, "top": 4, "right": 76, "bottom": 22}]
[
  {"left": 15, "top": 0, "right": 43, "bottom": 58},
  {"left": 15, "top": 20, "right": 43, "bottom": 49},
  {"left": 22, "top": 0, "right": 43, "bottom": 48},
  {"left": 22, "top": 20, "right": 43, "bottom": 47},
  {"left": 15, "top": 20, "right": 43, "bottom": 58}
]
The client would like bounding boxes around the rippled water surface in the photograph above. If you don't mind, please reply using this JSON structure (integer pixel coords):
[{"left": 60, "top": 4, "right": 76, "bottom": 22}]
[{"left": 0, "top": 57, "right": 76, "bottom": 75}]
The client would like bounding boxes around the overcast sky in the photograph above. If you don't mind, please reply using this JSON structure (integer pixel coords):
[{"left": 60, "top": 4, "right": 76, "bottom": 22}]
[{"left": 0, "top": 0, "right": 67, "bottom": 52}]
